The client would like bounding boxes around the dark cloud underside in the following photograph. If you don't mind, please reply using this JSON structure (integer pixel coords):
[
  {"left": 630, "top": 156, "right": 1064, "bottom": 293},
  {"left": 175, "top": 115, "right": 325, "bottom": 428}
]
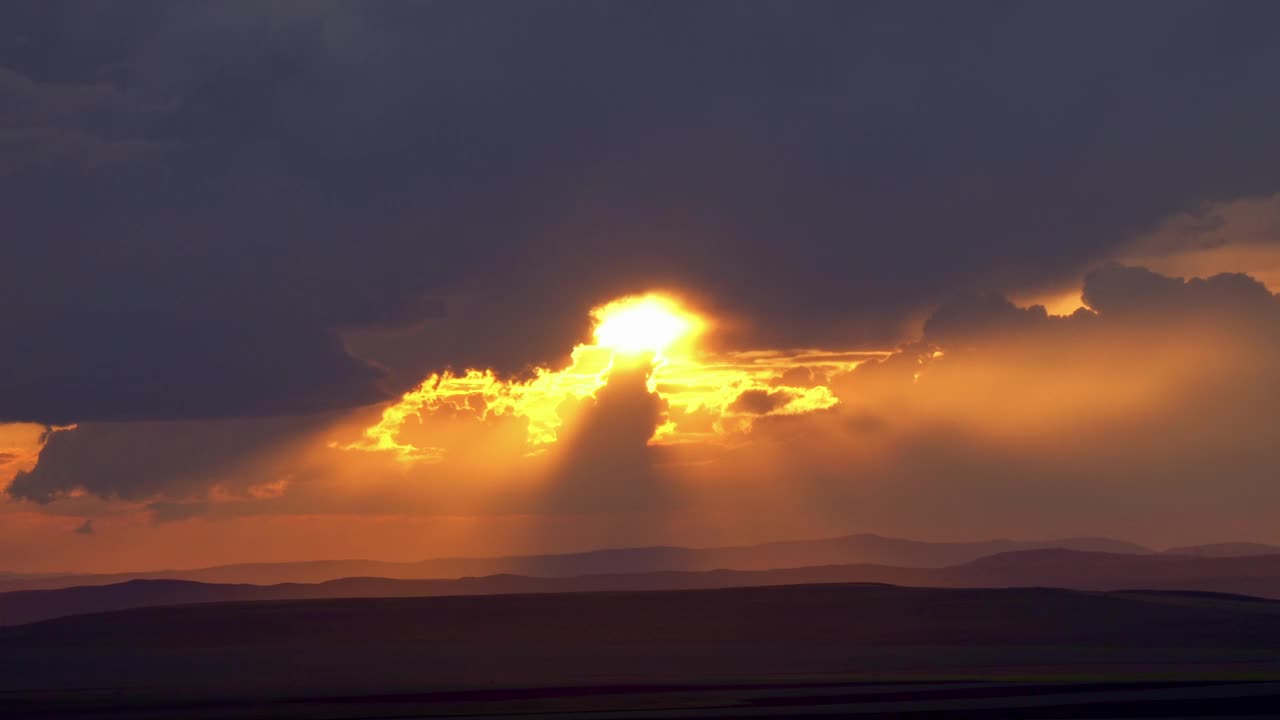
[{"left": 2, "top": 1, "right": 1279, "bottom": 424}]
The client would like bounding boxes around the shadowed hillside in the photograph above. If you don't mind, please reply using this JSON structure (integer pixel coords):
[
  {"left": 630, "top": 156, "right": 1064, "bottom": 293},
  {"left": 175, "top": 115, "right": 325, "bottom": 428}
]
[{"left": 2, "top": 584, "right": 1279, "bottom": 718}]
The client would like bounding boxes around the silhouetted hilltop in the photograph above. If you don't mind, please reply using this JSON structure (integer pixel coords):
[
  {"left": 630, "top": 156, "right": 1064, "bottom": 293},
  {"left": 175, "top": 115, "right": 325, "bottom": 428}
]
[
  {"left": 1166, "top": 542, "right": 1280, "bottom": 557},
  {"left": 945, "top": 549, "right": 1280, "bottom": 592},
  {"left": 13, "top": 583, "right": 1280, "bottom": 650},
  {"left": 9, "top": 548, "right": 1280, "bottom": 626},
  {"left": 6, "top": 584, "right": 1280, "bottom": 718}
]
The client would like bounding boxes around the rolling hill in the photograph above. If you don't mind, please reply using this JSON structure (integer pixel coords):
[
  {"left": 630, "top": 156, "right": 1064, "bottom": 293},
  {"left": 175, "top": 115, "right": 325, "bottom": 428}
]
[
  {"left": 2, "top": 579, "right": 1280, "bottom": 712},
  {"left": 7, "top": 548, "right": 1280, "bottom": 626}
]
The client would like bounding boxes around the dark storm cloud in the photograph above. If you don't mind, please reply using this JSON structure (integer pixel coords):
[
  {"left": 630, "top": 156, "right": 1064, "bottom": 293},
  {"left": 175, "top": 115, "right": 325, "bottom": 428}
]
[
  {"left": 1083, "top": 265, "right": 1277, "bottom": 317},
  {"left": 3, "top": 314, "right": 388, "bottom": 424},
  {"left": 922, "top": 292, "right": 1060, "bottom": 348},
  {"left": 6, "top": 413, "right": 329, "bottom": 503},
  {"left": 922, "top": 264, "right": 1278, "bottom": 346},
  {"left": 3, "top": 1, "right": 1280, "bottom": 423}
]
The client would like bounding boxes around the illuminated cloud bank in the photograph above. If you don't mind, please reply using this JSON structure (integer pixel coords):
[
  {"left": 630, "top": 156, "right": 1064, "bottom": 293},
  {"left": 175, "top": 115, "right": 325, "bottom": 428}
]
[
  {"left": 8, "top": 264, "right": 1280, "bottom": 573},
  {"left": 344, "top": 294, "right": 887, "bottom": 462}
]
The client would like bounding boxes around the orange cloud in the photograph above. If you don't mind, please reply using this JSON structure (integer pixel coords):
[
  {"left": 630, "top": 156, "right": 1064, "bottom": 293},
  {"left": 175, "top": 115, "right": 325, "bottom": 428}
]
[{"left": 0, "top": 423, "right": 75, "bottom": 489}]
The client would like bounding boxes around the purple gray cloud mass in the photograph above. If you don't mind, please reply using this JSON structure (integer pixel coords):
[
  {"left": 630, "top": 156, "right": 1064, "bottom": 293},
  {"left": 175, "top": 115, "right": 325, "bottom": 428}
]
[
  {"left": 3, "top": 2, "right": 1280, "bottom": 563},
  {"left": 2, "top": 1, "right": 1279, "bottom": 424}
]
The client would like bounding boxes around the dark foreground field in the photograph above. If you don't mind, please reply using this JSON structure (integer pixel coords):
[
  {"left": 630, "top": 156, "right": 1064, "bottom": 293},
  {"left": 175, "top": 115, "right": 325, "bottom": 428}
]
[{"left": 3, "top": 583, "right": 1280, "bottom": 718}]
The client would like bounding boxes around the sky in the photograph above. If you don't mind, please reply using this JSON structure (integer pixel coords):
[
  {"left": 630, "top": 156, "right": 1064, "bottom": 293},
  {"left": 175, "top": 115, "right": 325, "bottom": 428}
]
[{"left": 3, "top": 1, "right": 1280, "bottom": 573}]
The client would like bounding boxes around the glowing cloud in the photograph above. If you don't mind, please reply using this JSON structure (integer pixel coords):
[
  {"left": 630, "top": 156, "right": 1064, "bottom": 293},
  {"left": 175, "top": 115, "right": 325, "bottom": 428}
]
[{"left": 342, "top": 294, "right": 886, "bottom": 462}]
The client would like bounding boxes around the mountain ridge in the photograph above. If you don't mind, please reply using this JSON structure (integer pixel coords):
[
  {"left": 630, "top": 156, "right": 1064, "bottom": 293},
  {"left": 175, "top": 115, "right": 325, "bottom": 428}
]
[
  {"left": 0, "top": 532, "right": 1152, "bottom": 592},
  {"left": 8, "top": 547, "right": 1280, "bottom": 627}
]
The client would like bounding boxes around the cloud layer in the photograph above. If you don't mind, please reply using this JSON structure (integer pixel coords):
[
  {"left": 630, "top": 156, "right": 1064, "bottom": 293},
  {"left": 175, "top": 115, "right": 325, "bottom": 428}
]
[
  {"left": 4, "top": 4, "right": 1280, "bottom": 568},
  {"left": 4, "top": 2, "right": 1280, "bottom": 424},
  {"left": 9, "top": 265, "right": 1280, "bottom": 559}
]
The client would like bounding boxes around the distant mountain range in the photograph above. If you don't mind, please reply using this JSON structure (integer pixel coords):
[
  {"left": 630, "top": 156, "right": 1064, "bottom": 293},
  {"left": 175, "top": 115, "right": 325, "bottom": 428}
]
[
  {"left": 7, "top": 548, "right": 1280, "bottom": 626},
  {"left": 0, "top": 533, "right": 1156, "bottom": 593},
  {"left": 1164, "top": 542, "right": 1280, "bottom": 557}
]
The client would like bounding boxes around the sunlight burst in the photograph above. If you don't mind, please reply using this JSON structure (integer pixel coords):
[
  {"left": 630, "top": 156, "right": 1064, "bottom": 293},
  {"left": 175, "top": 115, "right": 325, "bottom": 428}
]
[
  {"left": 342, "top": 293, "right": 880, "bottom": 462},
  {"left": 591, "top": 295, "right": 702, "bottom": 355}
]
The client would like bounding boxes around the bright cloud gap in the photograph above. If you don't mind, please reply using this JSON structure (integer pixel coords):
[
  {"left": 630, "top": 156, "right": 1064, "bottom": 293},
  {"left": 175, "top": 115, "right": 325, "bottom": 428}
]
[{"left": 341, "top": 294, "right": 889, "bottom": 462}]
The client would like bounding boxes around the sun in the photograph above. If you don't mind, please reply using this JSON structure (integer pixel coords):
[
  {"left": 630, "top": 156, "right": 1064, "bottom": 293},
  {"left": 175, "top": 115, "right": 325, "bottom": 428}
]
[{"left": 591, "top": 295, "right": 702, "bottom": 355}]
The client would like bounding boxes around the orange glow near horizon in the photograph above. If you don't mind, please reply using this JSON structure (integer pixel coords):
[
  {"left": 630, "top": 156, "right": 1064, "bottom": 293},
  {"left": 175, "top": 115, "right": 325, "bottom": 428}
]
[{"left": 342, "top": 294, "right": 888, "bottom": 462}]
